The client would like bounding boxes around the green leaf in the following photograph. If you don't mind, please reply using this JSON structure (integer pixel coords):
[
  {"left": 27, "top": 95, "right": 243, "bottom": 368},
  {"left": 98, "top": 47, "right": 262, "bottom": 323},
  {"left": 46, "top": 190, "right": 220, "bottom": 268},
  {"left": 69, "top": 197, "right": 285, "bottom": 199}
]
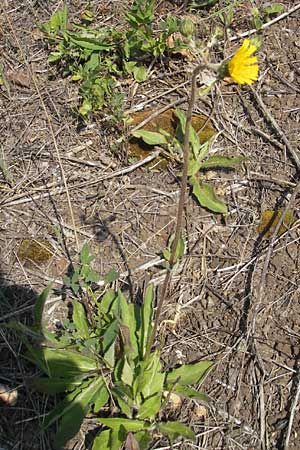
[
  {"left": 132, "top": 130, "right": 167, "bottom": 146},
  {"left": 66, "top": 31, "right": 113, "bottom": 51},
  {"left": 72, "top": 300, "right": 90, "bottom": 340},
  {"left": 40, "top": 5, "right": 68, "bottom": 35},
  {"left": 30, "top": 377, "right": 82, "bottom": 394},
  {"left": 137, "top": 393, "right": 161, "bottom": 419},
  {"left": 103, "top": 340, "right": 115, "bottom": 368},
  {"left": 53, "top": 403, "right": 86, "bottom": 449},
  {"left": 158, "top": 421, "right": 195, "bottom": 442},
  {"left": 121, "top": 357, "right": 134, "bottom": 386},
  {"left": 104, "top": 268, "right": 120, "bottom": 284},
  {"left": 79, "top": 99, "right": 93, "bottom": 116},
  {"left": 93, "top": 380, "right": 109, "bottom": 413},
  {"left": 80, "top": 243, "right": 94, "bottom": 264},
  {"left": 187, "top": 158, "right": 202, "bottom": 177},
  {"left": 46, "top": 376, "right": 105, "bottom": 440},
  {"left": 190, "top": 177, "right": 227, "bottom": 214},
  {"left": 170, "top": 385, "right": 210, "bottom": 402},
  {"left": 34, "top": 283, "right": 52, "bottom": 330},
  {"left": 97, "top": 290, "right": 117, "bottom": 316},
  {"left": 118, "top": 291, "right": 138, "bottom": 358},
  {"left": 98, "top": 418, "right": 148, "bottom": 433},
  {"left": 133, "top": 431, "right": 152, "bottom": 450},
  {"left": 92, "top": 430, "right": 111, "bottom": 450},
  {"left": 102, "top": 319, "right": 119, "bottom": 353},
  {"left": 133, "top": 65, "right": 147, "bottom": 82},
  {"left": 112, "top": 388, "right": 132, "bottom": 417},
  {"left": 135, "top": 352, "right": 165, "bottom": 399},
  {"left": 27, "top": 348, "right": 97, "bottom": 378},
  {"left": 201, "top": 155, "right": 244, "bottom": 169},
  {"left": 141, "top": 285, "right": 153, "bottom": 358},
  {"left": 166, "top": 360, "right": 213, "bottom": 386},
  {"left": 264, "top": 3, "right": 284, "bottom": 15}
]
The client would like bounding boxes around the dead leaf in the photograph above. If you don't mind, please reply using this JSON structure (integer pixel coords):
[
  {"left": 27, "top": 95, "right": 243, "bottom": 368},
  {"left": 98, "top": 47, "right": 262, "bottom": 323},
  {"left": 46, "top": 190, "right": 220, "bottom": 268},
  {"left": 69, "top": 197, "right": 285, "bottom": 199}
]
[
  {"left": 125, "top": 432, "right": 140, "bottom": 450},
  {"left": 194, "top": 404, "right": 207, "bottom": 418},
  {"left": 6, "top": 70, "right": 31, "bottom": 88},
  {"left": 257, "top": 209, "right": 296, "bottom": 238},
  {"left": 0, "top": 384, "right": 18, "bottom": 406},
  {"left": 166, "top": 32, "right": 194, "bottom": 60},
  {"left": 163, "top": 391, "right": 182, "bottom": 411}
]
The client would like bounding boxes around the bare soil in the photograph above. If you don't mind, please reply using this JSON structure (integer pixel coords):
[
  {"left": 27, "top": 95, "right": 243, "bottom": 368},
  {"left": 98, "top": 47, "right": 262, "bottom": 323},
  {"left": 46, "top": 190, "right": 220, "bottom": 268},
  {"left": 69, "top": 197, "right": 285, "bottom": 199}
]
[{"left": 1, "top": 1, "right": 300, "bottom": 449}]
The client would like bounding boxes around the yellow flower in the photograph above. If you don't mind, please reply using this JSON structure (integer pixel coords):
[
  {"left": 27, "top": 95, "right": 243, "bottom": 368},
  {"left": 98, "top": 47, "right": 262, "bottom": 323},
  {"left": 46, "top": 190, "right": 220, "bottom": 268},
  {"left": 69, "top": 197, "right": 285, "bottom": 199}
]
[{"left": 227, "top": 38, "right": 259, "bottom": 85}]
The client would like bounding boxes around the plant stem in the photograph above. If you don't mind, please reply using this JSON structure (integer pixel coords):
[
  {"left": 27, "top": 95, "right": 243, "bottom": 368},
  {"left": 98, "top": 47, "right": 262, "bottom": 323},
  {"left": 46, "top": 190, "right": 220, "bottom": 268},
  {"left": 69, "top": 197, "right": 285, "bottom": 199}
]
[{"left": 145, "top": 64, "right": 203, "bottom": 359}]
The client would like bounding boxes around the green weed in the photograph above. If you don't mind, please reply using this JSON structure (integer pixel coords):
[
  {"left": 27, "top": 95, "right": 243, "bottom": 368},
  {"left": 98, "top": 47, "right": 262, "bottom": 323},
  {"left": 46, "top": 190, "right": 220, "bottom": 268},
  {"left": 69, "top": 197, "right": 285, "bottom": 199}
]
[
  {"left": 132, "top": 109, "right": 244, "bottom": 214},
  {"left": 40, "top": 2, "right": 187, "bottom": 119},
  {"left": 10, "top": 245, "right": 212, "bottom": 449}
]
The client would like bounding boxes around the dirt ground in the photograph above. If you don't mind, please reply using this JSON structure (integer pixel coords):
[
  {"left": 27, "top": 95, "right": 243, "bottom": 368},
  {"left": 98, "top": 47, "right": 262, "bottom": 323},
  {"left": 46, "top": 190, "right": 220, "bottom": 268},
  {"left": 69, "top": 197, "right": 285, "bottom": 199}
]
[{"left": 1, "top": 0, "right": 300, "bottom": 449}]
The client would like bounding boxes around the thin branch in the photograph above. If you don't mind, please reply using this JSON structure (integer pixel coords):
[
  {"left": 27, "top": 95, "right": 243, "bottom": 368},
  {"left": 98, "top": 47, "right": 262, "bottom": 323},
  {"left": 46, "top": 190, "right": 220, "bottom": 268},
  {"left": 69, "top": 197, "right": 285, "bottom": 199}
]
[
  {"left": 228, "top": 4, "right": 300, "bottom": 42},
  {"left": 145, "top": 64, "right": 204, "bottom": 359}
]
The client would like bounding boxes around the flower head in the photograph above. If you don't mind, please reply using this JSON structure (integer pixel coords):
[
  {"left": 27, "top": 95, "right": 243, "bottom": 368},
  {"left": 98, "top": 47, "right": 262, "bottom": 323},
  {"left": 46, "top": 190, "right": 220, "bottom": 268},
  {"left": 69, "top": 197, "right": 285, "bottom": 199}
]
[{"left": 227, "top": 38, "right": 259, "bottom": 85}]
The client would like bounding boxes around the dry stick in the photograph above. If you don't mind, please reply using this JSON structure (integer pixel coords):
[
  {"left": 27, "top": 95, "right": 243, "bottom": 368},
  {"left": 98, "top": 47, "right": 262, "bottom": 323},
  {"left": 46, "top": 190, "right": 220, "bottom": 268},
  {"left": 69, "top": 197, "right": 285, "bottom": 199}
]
[
  {"left": 256, "top": 180, "right": 300, "bottom": 307},
  {"left": 228, "top": 3, "right": 300, "bottom": 42},
  {"left": 284, "top": 375, "right": 300, "bottom": 450},
  {"left": 249, "top": 86, "right": 300, "bottom": 172},
  {"left": 145, "top": 64, "right": 203, "bottom": 359},
  {"left": 3, "top": 2, "right": 79, "bottom": 251}
]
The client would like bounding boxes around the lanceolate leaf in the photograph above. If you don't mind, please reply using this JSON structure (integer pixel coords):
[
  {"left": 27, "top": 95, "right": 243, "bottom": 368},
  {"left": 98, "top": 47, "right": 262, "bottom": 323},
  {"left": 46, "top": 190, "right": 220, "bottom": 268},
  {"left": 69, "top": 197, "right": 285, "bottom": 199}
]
[
  {"left": 190, "top": 177, "right": 227, "bottom": 214},
  {"left": 30, "top": 377, "right": 83, "bottom": 394},
  {"left": 132, "top": 129, "right": 167, "bottom": 146},
  {"left": 117, "top": 291, "right": 138, "bottom": 358},
  {"left": 66, "top": 31, "right": 113, "bottom": 51},
  {"left": 158, "top": 421, "right": 195, "bottom": 442},
  {"left": 34, "top": 283, "right": 52, "bottom": 330},
  {"left": 98, "top": 418, "right": 148, "bottom": 432},
  {"left": 72, "top": 300, "right": 90, "bottom": 340},
  {"left": 141, "top": 284, "right": 153, "bottom": 357},
  {"left": 137, "top": 393, "right": 161, "bottom": 419},
  {"left": 170, "top": 385, "right": 210, "bottom": 402},
  {"left": 27, "top": 347, "right": 97, "bottom": 378},
  {"left": 201, "top": 155, "right": 244, "bottom": 169},
  {"left": 166, "top": 360, "right": 213, "bottom": 386},
  {"left": 51, "top": 376, "right": 106, "bottom": 448},
  {"left": 92, "top": 430, "right": 111, "bottom": 450}
]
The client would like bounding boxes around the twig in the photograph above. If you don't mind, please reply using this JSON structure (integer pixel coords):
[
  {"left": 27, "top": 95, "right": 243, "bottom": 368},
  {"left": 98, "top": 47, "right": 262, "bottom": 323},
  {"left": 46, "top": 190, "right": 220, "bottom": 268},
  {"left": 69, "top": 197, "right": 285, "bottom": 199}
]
[
  {"left": 256, "top": 181, "right": 300, "bottom": 306},
  {"left": 2, "top": 150, "right": 161, "bottom": 207},
  {"left": 130, "top": 98, "right": 185, "bottom": 133},
  {"left": 284, "top": 375, "right": 300, "bottom": 450},
  {"left": 3, "top": 1, "right": 80, "bottom": 251},
  {"left": 228, "top": 4, "right": 300, "bottom": 42},
  {"left": 249, "top": 86, "right": 300, "bottom": 171},
  {"left": 145, "top": 63, "right": 203, "bottom": 359}
]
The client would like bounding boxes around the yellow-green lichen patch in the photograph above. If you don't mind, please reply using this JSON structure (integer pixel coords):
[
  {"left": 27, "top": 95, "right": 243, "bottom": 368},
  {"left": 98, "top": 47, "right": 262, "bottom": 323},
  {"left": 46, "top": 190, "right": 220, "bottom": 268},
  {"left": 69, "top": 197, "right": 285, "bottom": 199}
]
[
  {"left": 257, "top": 209, "right": 296, "bottom": 238},
  {"left": 128, "top": 108, "right": 215, "bottom": 170},
  {"left": 17, "top": 239, "right": 52, "bottom": 264}
]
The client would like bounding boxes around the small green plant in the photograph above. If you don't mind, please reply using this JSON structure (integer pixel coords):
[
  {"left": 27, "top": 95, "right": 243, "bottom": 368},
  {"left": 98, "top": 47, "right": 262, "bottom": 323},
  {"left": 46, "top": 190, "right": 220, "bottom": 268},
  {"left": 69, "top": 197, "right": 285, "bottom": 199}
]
[
  {"left": 132, "top": 109, "right": 244, "bottom": 213},
  {"left": 11, "top": 256, "right": 212, "bottom": 449},
  {"left": 40, "top": 2, "right": 187, "bottom": 118},
  {"left": 251, "top": 3, "right": 284, "bottom": 30},
  {"left": 64, "top": 243, "right": 100, "bottom": 293}
]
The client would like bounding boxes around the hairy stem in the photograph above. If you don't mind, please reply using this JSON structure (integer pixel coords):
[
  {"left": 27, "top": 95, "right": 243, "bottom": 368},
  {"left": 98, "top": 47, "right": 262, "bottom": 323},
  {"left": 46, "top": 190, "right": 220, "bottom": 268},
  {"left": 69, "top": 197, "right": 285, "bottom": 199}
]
[{"left": 145, "top": 65, "right": 203, "bottom": 359}]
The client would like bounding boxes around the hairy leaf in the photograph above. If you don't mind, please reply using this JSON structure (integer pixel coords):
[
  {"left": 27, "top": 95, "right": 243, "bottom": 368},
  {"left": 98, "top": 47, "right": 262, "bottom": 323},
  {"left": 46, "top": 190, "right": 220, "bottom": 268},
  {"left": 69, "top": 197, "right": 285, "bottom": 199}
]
[
  {"left": 137, "top": 393, "right": 161, "bottom": 419},
  {"left": 190, "top": 177, "right": 227, "bottom": 214},
  {"left": 166, "top": 360, "right": 213, "bottom": 386},
  {"left": 158, "top": 421, "right": 195, "bottom": 442},
  {"left": 132, "top": 130, "right": 167, "bottom": 146},
  {"left": 72, "top": 300, "right": 90, "bottom": 340},
  {"left": 98, "top": 418, "right": 148, "bottom": 432},
  {"left": 201, "top": 155, "right": 244, "bottom": 169}
]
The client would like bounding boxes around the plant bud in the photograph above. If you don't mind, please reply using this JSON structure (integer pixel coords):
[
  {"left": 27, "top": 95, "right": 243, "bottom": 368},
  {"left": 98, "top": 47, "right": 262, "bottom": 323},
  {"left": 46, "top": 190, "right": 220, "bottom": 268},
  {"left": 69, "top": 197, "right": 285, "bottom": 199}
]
[{"left": 180, "top": 18, "right": 195, "bottom": 38}]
